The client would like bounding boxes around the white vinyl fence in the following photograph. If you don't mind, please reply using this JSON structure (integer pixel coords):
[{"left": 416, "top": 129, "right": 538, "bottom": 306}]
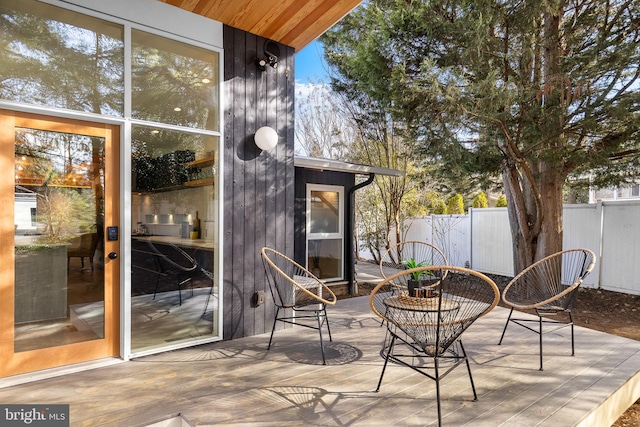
[{"left": 369, "top": 200, "right": 640, "bottom": 295}]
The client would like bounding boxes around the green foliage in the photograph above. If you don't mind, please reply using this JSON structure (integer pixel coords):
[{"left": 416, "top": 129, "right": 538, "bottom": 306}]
[
  {"left": 402, "top": 257, "right": 427, "bottom": 281},
  {"left": 447, "top": 194, "right": 465, "bottom": 215},
  {"left": 432, "top": 199, "right": 447, "bottom": 214},
  {"left": 38, "top": 187, "right": 95, "bottom": 242},
  {"left": 472, "top": 192, "right": 488, "bottom": 208},
  {"left": 322, "top": 0, "right": 640, "bottom": 266},
  {"left": 496, "top": 195, "right": 508, "bottom": 208},
  {"left": 401, "top": 258, "right": 434, "bottom": 281}
]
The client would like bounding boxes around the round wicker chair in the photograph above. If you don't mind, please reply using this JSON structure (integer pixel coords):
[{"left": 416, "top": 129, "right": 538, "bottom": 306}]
[
  {"left": 498, "top": 248, "right": 596, "bottom": 370},
  {"left": 261, "top": 247, "right": 337, "bottom": 365},
  {"left": 370, "top": 265, "right": 500, "bottom": 426}
]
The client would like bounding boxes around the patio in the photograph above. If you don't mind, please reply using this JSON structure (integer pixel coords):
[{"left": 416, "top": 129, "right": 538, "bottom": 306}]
[{"left": 0, "top": 281, "right": 639, "bottom": 427}]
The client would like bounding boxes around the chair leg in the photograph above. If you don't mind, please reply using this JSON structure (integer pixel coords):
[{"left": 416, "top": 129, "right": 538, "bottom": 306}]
[
  {"left": 316, "top": 309, "right": 327, "bottom": 365},
  {"left": 435, "top": 356, "right": 442, "bottom": 427},
  {"left": 460, "top": 340, "right": 478, "bottom": 401},
  {"left": 267, "top": 307, "right": 280, "bottom": 350},
  {"left": 323, "top": 307, "right": 332, "bottom": 342},
  {"left": 539, "top": 314, "right": 544, "bottom": 371},
  {"left": 569, "top": 311, "right": 575, "bottom": 356},
  {"left": 376, "top": 334, "right": 396, "bottom": 392},
  {"left": 498, "top": 307, "right": 514, "bottom": 345}
]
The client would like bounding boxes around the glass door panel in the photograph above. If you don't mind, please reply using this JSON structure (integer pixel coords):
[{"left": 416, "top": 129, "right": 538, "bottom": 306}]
[{"left": 0, "top": 111, "right": 120, "bottom": 377}]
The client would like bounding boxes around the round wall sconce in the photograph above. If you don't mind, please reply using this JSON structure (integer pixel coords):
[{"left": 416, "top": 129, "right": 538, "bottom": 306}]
[{"left": 254, "top": 126, "right": 278, "bottom": 151}]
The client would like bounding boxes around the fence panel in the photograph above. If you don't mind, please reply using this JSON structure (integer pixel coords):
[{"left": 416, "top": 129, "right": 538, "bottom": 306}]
[
  {"left": 562, "top": 204, "right": 602, "bottom": 288},
  {"left": 470, "top": 208, "right": 514, "bottom": 276},
  {"left": 601, "top": 201, "right": 640, "bottom": 295},
  {"left": 372, "top": 200, "right": 640, "bottom": 295}
]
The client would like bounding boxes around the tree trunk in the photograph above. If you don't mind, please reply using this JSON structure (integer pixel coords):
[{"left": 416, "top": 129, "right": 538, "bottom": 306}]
[
  {"left": 503, "top": 4, "right": 567, "bottom": 274},
  {"left": 503, "top": 157, "right": 565, "bottom": 274}
]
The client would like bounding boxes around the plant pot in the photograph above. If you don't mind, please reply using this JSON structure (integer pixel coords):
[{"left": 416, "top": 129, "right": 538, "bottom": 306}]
[{"left": 408, "top": 279, "right": 439, "bottom": 298}]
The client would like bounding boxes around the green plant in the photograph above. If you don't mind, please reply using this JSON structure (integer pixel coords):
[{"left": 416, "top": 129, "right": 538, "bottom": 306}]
[
  {"left": 472, "top": 192, "right": 488, "bottom": 208},
  {"left": 402, "top": 257, "right": 431, "bottom": 281},
  {"left": 447, "top": 194, "right": 465, "bottom": 214},
  {"left": 496, "top": 194, "right": 508, "bottom": 207}
]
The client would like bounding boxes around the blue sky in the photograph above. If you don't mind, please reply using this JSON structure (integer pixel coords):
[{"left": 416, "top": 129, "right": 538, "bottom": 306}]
[{"left": 295, "top": 40, "right": 329, "bottom": 84}]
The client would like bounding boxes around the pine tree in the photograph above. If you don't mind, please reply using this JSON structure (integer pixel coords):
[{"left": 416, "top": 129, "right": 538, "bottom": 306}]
[
  {"left": 472, "top": 192, "right": 488, "bottom": 208},
  {"left": 322, "top": 0, "right": 640, "bottom": 271}
]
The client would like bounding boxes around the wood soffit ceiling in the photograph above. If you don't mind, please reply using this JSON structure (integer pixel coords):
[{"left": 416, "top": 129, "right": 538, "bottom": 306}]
[{"left": 158, "top": 0, "right": 362, "bottom": 51}]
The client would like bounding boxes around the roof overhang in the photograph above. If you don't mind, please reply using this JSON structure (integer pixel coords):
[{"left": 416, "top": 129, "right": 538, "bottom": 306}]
[
  {"left": 157, "top": 0, "right": 362, "bottom": 51},
  {"left": 295, "top": 156, "right": 404, "bottom": 177}
]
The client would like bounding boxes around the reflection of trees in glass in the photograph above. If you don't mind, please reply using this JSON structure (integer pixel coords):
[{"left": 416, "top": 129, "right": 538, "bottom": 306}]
[
  {"left": 15, "top": 128, "right": 100, "bottom": 188},
  {"left": 38, "top": 187, "right": 96, "bottom": 241},
  {"left": 14, "top": 128, "right": 103, "bottom": 241},
  {"left": 131, "top": 30, "right": 219, "bottom": 130},
  {"left": 0, "top": 0, "right": 124, "bottom": 115}
]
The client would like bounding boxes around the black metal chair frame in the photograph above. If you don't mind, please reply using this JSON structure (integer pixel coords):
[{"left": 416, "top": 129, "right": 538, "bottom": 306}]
[
  {"left": 133, "top": 239, "right": 198, "bottom": 305},
  {"left": 370, "top": 265, "right": 500, "bottom": 426},
  {"left": 261, "top": 247, "right": 337, "bottom": 365},
  {"left": 498, "top": 248, "right": 596, "bottom": 370}
]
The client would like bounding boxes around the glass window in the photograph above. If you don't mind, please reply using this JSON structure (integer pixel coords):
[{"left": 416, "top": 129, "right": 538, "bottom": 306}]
[
  {"left": 309, "top": 190, "right": 340, "bottom": 234},
  {"left": 130, "top": 125, "right": 219, "bottom": 353},
  {"left": 131, "top": 30, "right": 220, "bottom": 131},
  {"left": 307, "top": 185, "right": 344, "bottom": 281},
  {"left": 0, "top": 0, "right": 124, "bottom": 116}
]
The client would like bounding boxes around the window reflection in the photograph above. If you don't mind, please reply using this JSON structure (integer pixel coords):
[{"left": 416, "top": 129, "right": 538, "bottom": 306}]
[
  {"left": 131, "top": 29, "right": 219, "bottom": 131},
  {"left": 14, "top": 127, "right": 106, "bottom": 352},
  {"left": 130, "top": 125, "right": 219, "bottom": 352},
  {"left": 0, "top": 0, "right": 124, "bottom": 115}
]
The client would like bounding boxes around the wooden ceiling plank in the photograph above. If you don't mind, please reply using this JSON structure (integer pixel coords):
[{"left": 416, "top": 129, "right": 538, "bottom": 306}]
[
  {"left": 283, "top": 1, "right": 360, "bottom": 49},
  {"left": 245, "top": 0, "right": 300, "bottom": 35},
  {"left": 162, "top": 0, "right": 200, "bottom": 12},
  {"left": 156, "top": 0, "right": 362, "bottom": 51},
  {"left": 257, "top": 0, "right": 325, "bottom": 40}
]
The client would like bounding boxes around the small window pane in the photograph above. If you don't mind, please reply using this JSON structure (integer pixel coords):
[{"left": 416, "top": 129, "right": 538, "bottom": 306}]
[
  {"left": 0, "top": 0, "right": 124, "bottom": 116},
  {"left": 310, "top": 190, "right": 340, "bottom": 234},
  {"left": 132, "top": 30, "right": 220, "bottom": 131}
]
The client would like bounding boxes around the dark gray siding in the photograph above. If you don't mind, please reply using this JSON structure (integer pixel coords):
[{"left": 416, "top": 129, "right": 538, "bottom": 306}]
[
  {"left": 223, "top": 26, "right": 295, "bottom": 340},
  {"left": 294, "top": 168, "right": 356, "bottom": 286}
]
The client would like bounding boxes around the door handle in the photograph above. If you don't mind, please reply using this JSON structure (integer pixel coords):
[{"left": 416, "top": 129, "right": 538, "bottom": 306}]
[{"left": 108, "top": 252, "right": 118, "bottom": 260}]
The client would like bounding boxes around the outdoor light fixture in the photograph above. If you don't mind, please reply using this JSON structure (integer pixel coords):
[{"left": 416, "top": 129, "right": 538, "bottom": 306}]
[
  {"left": 256, "top": 40, "right": 280, "bottom": 71},
  {"left": 254, "top": 126, "right": 278, "bottom": 151}
]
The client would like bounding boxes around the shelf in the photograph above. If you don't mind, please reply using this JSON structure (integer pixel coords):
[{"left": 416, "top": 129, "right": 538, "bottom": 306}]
[
  {"left": 183, "top": 177, "right": 214, "bottom": 187},
  {"left": 184, "top": 156, "right": 215, "bottom": 168}
]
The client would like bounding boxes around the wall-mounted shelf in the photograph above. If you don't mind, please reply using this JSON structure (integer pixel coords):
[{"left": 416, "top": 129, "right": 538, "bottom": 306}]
[
  {"left": 184, "top": 156, "right": 215, "bottom": 168},
  {"left": 184, "top": 177, "right": 214, "bottom": 187},
  {"left": 184, "top": 155, "right": 216, "bottom": 187}
]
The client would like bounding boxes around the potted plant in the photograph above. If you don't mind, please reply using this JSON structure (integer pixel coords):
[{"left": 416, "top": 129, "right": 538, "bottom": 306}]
[{"left": 402, "top": 258, "right": 437, "bottom": 297}]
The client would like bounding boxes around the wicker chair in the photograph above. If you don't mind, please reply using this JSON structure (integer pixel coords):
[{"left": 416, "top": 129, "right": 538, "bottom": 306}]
[
  {"left": 498, "top": 248, "right": 596, "bottom": 370},
  {"left": 261, "top": 247, "right": 337, "bottom": 365},
  {"left": 379, "top": 240, "right": 448, "bottom": 285},
  {"left": 370, "top": 265, "right": 500, "bottom": 426}
]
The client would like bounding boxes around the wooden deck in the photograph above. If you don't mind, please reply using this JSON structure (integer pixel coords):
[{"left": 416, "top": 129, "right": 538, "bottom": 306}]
[{"left": 0, "top": 295, "right": 638, "bottom": 426}]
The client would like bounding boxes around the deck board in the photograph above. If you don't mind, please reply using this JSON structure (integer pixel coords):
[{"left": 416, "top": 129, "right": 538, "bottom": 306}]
[{"left": 0, "top": 295, "right": 637, "bottom": 426}]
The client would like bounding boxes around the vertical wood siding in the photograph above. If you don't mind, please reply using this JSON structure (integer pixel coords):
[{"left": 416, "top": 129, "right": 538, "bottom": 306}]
[
  {"left": 294, "top": 168, "right": 355, "bottom": 286},
  {"left": 223, "top": 26, "right": 295, "bottom": 340}
]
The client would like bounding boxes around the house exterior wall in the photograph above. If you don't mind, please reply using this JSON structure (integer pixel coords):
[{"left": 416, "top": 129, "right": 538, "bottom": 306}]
[
  {"left": 223, "top": 26, "right": 296, "bottom": 340},
  {"left": 294, "top": 168, "right": 356, "bottom": 286}
]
